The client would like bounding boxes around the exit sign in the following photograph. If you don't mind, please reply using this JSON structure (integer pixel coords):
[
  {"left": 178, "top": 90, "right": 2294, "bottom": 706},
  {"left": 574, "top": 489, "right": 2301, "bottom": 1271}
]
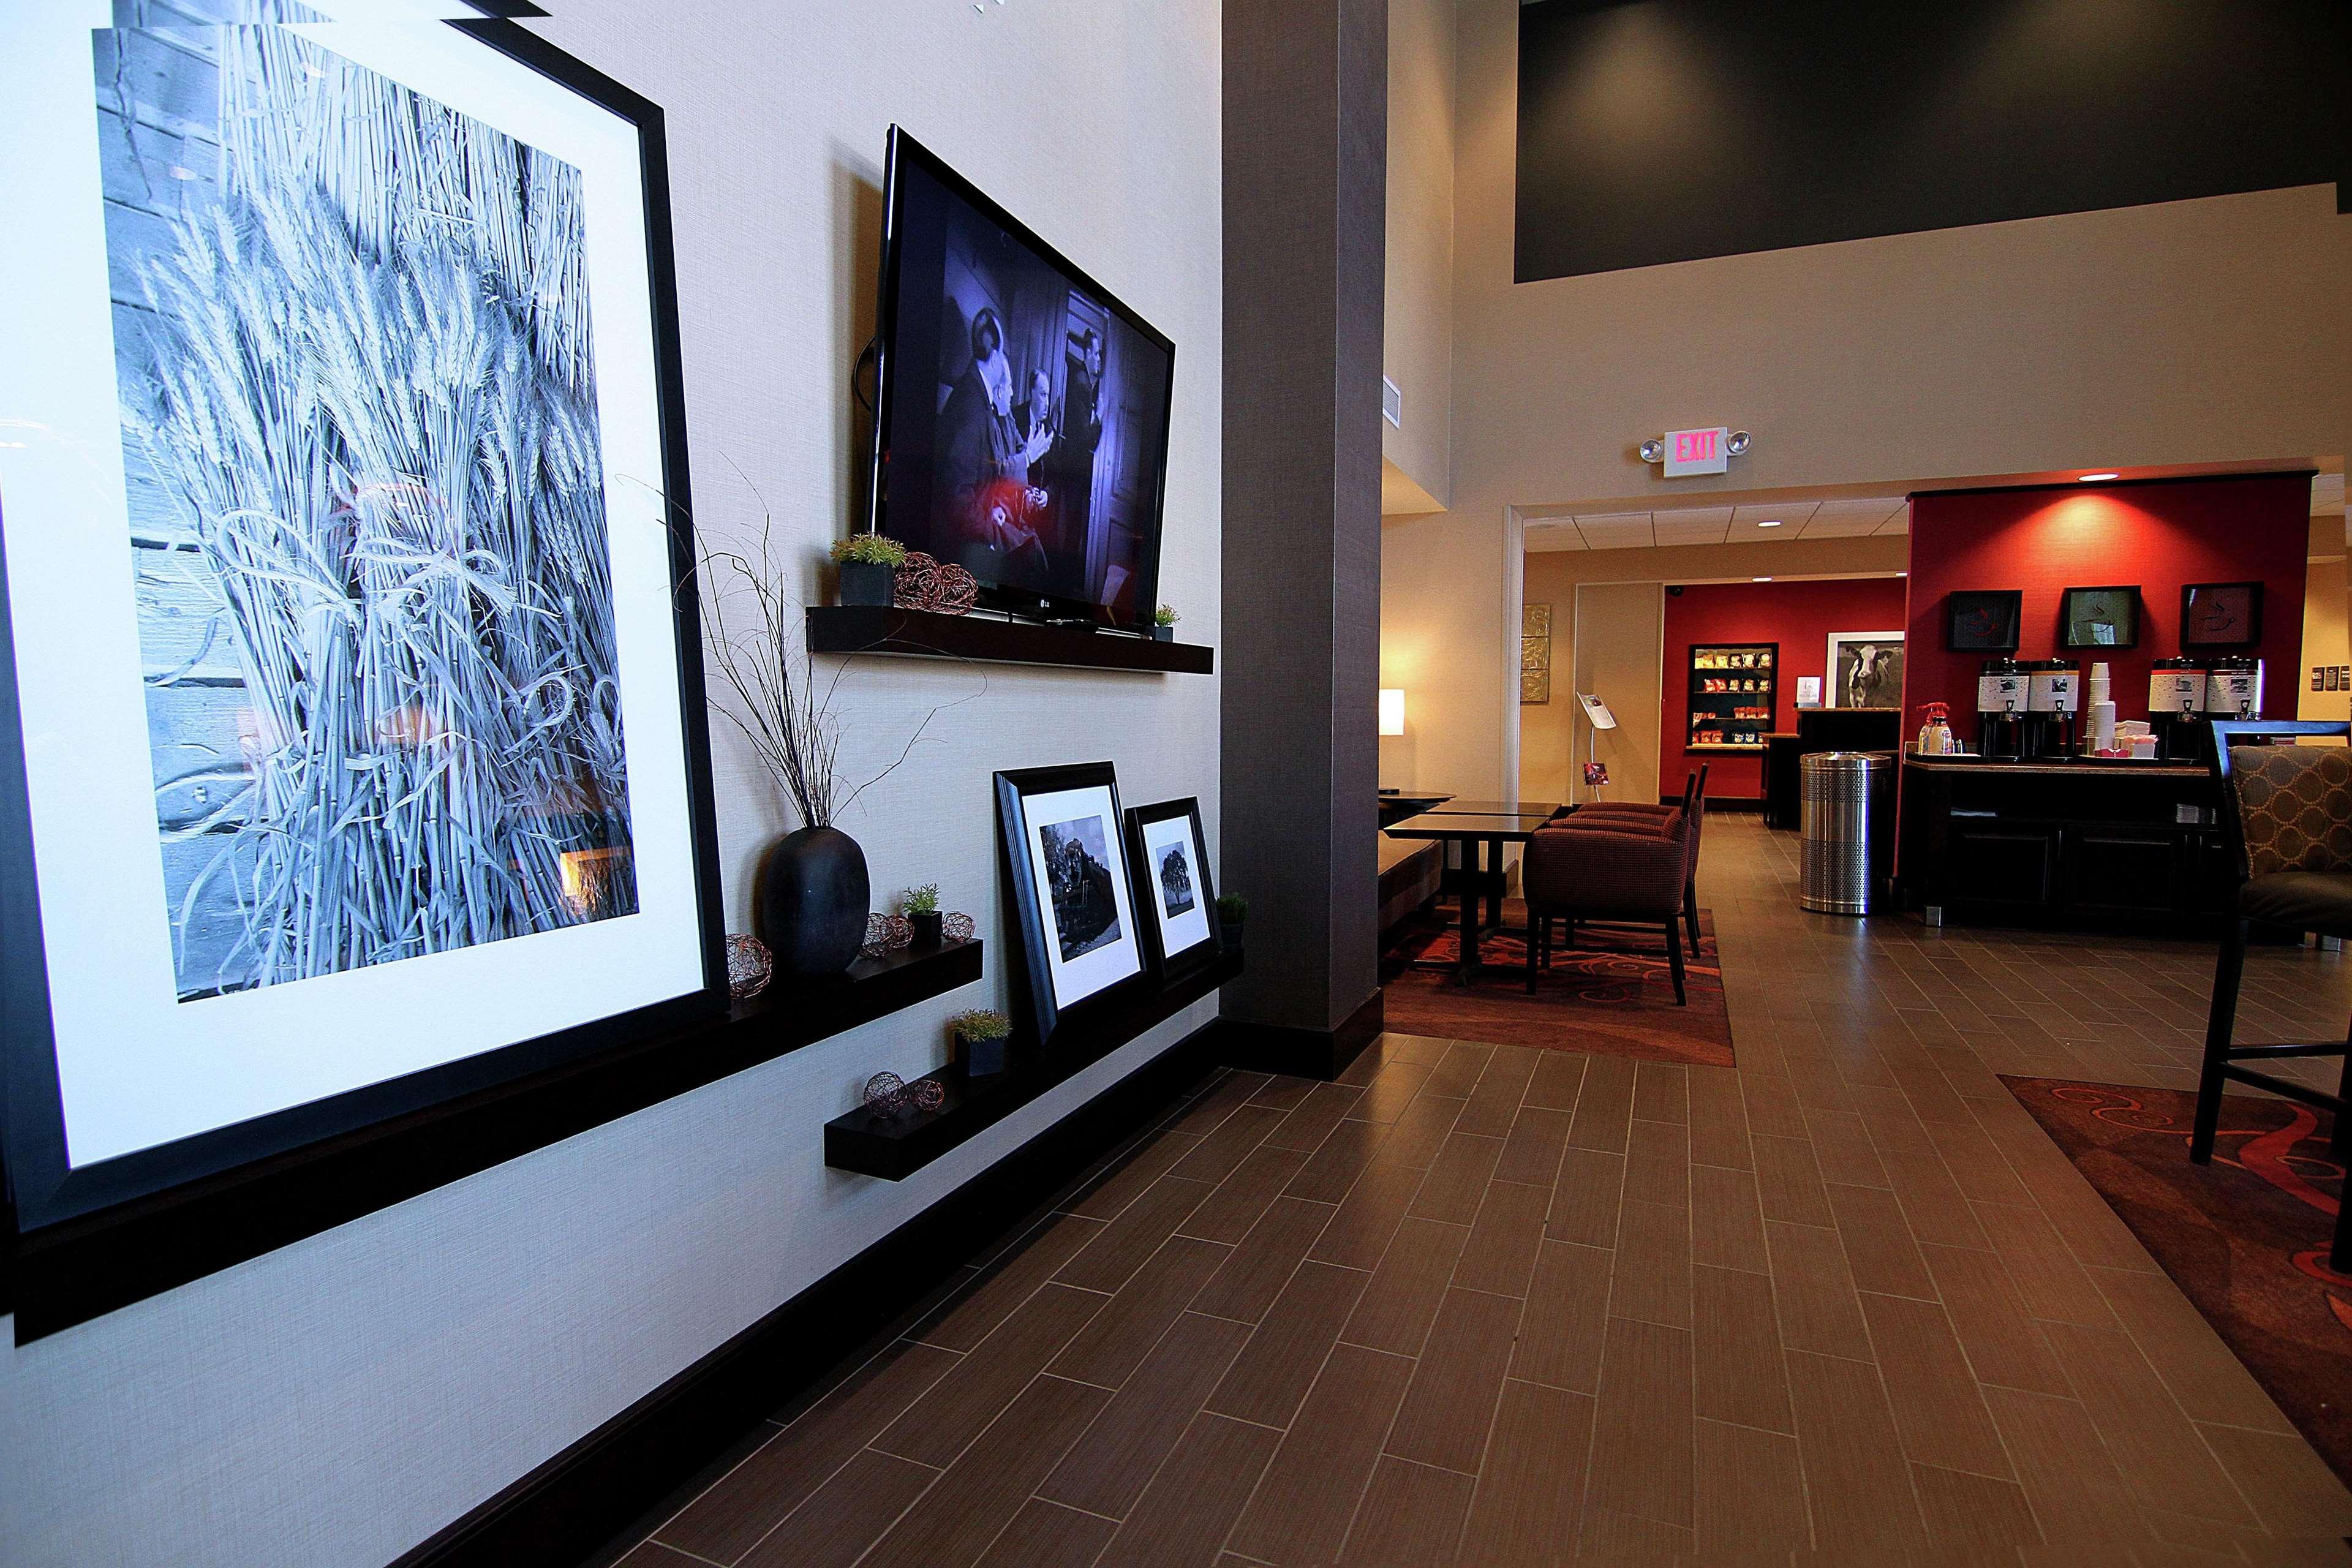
[{"left": 1662, "top": 426, "right": 1728, "bottom": 477}]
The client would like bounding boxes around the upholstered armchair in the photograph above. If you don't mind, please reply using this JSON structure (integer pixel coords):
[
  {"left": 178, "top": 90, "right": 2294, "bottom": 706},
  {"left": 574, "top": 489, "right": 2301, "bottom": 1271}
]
[
  {"left": 1522, "top": 809, "right": 1694, "bottom": 1003},
  {"left": 2198, "top": 721, "right": 2352, "bottom": 1266},
  {"left": 1555, "top": 767, "right": 1709, "bottom": 951}
]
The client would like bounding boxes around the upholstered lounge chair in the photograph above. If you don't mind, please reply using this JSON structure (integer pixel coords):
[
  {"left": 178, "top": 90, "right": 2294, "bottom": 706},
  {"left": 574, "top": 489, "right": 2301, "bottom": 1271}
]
[{"left": 1522, "top": 807, "right": 1694, "bottom": 1003}]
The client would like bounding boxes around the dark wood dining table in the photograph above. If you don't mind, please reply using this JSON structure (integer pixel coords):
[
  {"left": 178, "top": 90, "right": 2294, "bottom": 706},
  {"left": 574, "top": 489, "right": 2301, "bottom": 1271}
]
[{"left": 1382, "top": 808, "right": 1563, "bottom": 984}]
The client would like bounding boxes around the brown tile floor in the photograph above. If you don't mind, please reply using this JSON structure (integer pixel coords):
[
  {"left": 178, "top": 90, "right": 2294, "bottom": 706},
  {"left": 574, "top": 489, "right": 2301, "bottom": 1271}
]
[{"left": 606, "top": 818, "right": 2352, "bottom": 1566}]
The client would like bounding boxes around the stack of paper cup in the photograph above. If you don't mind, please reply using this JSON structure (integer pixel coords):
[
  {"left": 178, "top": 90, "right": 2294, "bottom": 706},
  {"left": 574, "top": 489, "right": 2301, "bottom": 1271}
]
[{"left": 2086, "top": 663, "right": 2115, "bottom": 751}]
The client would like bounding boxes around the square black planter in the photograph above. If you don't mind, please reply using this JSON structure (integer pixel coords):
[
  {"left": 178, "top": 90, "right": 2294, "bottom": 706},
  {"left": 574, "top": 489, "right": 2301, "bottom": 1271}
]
[
  {"left": 955, "top": 1030, "right": 1008, "bottom": 1077},
  {"left": 839, "top": 560, "right": 894, "bottom": 606},
  {"left": 1148, "top": 625, "right": 1172, "bottom": 641}
]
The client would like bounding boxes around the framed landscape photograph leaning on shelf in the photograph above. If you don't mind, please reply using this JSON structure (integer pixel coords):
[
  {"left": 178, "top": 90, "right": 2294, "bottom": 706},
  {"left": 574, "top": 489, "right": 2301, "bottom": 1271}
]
[
  {"left": 0, "top": 5, "right": 724, "bottom": 1237},
  {"left": 997, "top": 763, "right": 1146, "bottom": 1047},
  {"left": 1124, "top": 796, "right": 1220, "bottom": 982}
]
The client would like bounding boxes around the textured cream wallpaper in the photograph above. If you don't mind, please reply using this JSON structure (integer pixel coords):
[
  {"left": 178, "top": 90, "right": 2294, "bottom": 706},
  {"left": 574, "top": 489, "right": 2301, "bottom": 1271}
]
[{"left": 0, "top": 6, "right": 1222, "bottom": 1565}]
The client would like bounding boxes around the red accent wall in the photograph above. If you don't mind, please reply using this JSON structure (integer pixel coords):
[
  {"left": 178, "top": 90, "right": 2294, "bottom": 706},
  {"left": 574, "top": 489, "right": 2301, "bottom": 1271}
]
[
  {"left": 1660, "top": 576, "right": 1911, "bottom": 799},
  {"left": 1905, "top": 477, "right": 2310, "bottom": 736}
]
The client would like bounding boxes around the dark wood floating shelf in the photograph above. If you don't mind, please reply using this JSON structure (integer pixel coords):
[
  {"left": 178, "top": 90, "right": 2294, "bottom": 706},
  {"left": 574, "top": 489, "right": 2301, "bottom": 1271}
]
[
  {"left": 6, "top": 939, "right": 983, "bottom": 1341},
  {"left": 825, "top": 950, "right": 1244, "bottom": 1181},
  {"left": 807, "top": 605, "right": 1215, "bottom": 675}
]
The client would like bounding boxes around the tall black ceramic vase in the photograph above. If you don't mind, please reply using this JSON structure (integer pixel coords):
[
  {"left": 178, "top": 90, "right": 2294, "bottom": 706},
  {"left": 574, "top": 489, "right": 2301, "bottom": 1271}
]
[{"left": 758, "top": 826, "right": 870, "bottom": 976}]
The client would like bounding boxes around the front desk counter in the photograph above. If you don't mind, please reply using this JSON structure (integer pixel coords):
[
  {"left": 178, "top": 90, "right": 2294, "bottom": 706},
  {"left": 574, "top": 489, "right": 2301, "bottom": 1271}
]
[{"left": 1897, "top": 753, "right": 2229, "bottom": 930}]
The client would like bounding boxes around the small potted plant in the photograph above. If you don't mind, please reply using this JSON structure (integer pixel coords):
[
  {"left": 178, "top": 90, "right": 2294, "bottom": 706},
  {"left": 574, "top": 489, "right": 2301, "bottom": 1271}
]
[
  {"left": 903, "top": 883, "right": 942, "bottom": 948},
  {"left": 1151, "top": 603, "right": 1180, "bottom": 642},
  {"left": 830, "top": 533, "right": 908, "bottom": 606},
  {"left": 949, "top": 1008, "right": 1013, "bottom": 1078},
  {"left": 1216, "top": 892, "right": 1246, "bottom": 951}
]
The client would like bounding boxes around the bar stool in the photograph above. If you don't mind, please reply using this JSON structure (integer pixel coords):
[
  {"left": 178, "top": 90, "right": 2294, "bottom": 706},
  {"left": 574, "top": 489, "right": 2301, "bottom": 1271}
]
[{"left": 2195, "top": 720, "right": 2352, "bottom": 1267}]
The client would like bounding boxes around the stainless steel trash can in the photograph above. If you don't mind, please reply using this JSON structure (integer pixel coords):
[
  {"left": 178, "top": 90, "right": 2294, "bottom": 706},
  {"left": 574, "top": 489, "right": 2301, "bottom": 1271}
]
[{"left": 1800, "top": 751, "right": 1896, "bottom": 915}]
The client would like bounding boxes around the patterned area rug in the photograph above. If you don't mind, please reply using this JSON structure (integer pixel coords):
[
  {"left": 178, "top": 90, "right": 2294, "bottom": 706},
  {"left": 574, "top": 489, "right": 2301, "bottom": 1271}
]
[
  {"left": 2003, "top": 1076, "right": 2352, "bottom": 1487},
  {"left": 1379, "top": 901, "right": 1733, "bottom": 1067}
]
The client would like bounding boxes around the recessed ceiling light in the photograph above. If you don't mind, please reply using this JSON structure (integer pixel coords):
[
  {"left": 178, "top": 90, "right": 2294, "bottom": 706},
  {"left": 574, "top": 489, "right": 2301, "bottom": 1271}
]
[
  {"left": 2080, "top": 472, "right": 2119, "bottom": 483},
  {"left": 1752, "top": 576, "right": 1772, "bottom": 582},
  {"left": 1757, "top": 519, "right": 1783, "bottom": 528}
]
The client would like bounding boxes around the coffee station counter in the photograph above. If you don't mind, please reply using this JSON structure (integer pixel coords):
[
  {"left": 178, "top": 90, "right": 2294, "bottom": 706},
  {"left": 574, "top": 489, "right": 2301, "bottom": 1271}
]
[{"left": 1896, "top": 752, "right": 2226, "bottom": 930}]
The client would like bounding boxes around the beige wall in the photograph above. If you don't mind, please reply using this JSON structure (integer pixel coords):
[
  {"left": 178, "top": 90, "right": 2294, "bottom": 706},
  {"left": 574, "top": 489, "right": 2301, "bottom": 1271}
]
[
  {"left": 1384, "top": 0, "right": 2352, "bottom": 800},
  {"left": 2304, "top": 552, "right": 2350, "bottom": 722},
  {"left": 1518, "top": 535, "right": 1908, "bottom": 801},
  {"left": 1382, "top": 0, "right": 1455, "bottom": 508}
]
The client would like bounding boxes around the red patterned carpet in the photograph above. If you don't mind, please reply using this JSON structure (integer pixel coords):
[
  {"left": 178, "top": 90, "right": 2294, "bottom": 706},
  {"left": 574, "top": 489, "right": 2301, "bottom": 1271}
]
[
  {"left": 2004, "top": 1076, "right": 2352, "bottom": 1487},
  {"left": 1379, "top": 901, "right": 1733, "bottom": 1067}
]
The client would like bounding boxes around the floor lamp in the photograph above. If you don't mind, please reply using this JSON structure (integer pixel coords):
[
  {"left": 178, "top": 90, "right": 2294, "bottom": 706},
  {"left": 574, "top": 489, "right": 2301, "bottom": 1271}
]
[{"left": 1577, "top": 692, "right": 1617, "bottom": 803}]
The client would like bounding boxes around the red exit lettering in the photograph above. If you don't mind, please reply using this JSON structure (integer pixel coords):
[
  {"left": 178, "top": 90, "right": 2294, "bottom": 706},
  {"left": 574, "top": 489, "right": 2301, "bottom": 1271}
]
[{"left": 1675, "top": 429, "right": 1716, "bottom": 462}]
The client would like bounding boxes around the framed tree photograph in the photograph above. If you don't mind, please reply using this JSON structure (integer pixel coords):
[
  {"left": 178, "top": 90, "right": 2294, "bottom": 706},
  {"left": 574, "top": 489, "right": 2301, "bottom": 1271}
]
[
  {"left": 997, "top": 763, "right": 1145, "bottom": 1047},
  {"left": 2059, "top": 586, "right": 2142, "bottom": 650},
  {"left": 1124, "top": 797, "right": 1220, "bottom": 982},
  {"left": 2180, "top": 581, "right": 2264, "bottom": 649},
  {"left": 1, "top": 4, "right": 723, "bottom": 1236},
  {"left": 1946, "top": 590, "right": 2022, "bottom": 653}
]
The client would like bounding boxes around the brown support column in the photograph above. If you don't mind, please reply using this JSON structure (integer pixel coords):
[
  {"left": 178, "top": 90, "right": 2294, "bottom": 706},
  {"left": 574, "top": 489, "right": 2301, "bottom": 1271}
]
[{"left": 1219, "top": 0, "right": 1388, "bottom": 1077}]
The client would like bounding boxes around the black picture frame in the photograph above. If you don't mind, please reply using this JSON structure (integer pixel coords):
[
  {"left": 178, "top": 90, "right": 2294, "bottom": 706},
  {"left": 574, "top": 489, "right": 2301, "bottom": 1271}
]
[
  {"left": 995, "top": 763, "right": 1149, "bottom": 1050},
  {"left": 2180, "top": 581, "right": 2264, "bottom": 649},
  {"left": 1, "top": 15, "right": 726, "bottom": 1302},
  {"left": 1123, "top": 797, "right": 1222, "bottom": 982},
  {"left": 2058, "top": 585, "right": 2143, "bottom": 650},
  {"left": 1945, "top": 590, "right": 2023, "bottom": 652}
]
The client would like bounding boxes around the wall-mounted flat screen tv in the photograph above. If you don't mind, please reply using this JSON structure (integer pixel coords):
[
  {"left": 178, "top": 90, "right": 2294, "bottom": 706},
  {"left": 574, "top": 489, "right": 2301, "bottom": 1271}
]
[{"left": 868, "top": 126, "right": 1174, "bottom": 628}]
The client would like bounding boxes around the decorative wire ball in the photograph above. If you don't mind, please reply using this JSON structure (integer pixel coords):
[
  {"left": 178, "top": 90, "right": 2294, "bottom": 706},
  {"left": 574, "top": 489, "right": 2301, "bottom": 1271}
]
[
  {"left": 892, "top": 551, "right": 979, "bottom": 616},
  {"left": 943, "top": 911, "right": 976, "bottom": 944},
  {"left": 908, "top": 1078, "right": 946, "bottom": 1113},
  {"left": 862, "top": 1072, "right": 907, "bottom": 1113},
  {"left": 725, "top": 933, "right": 773, "bottom": 1000},
  {"left": 861, "top": 912, "right": 913, "bottom": 959}
]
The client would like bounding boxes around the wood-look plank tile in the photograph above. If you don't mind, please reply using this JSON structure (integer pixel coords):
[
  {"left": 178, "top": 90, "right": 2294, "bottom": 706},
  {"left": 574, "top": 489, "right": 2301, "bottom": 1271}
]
[
  {"left": 1510, "top": 1240, "right": 1611, "bottom": 1395},
  {"left": 1167, "top": 1071, "right": 1274, "bottom": 1133},
  {"left": 1583, "top": 1316, "right": 1695, "bottom": 1529},
  {"left": 1858, "top": 1290, "right": 2014, "bottom": 1479},
  {"left": 1686, "top": 1066, "right": 1752, "bottom": 1169},
  {"left": 1785, "top": 1348, "right": 1928, "bottom": 1555},
  {"left": 1764, "top": 1219, "right": 1872, "bottom": 1361},
  {"left": 1694, "top": 1263, "right": 1793, "bottom": 1434},
  {"left": 1180, "top": 1143, "right": 1310, "bottom": 1247},
  {"left": 1371, "top": 1033, "right": 1455, "bottom": 1067},
  {"left": 1205, "top": 1260, "right": 1369, "bottom": 1428},
  {"left": 1575, "top": 1507, "right": 1695, "bottom": 1559},
  {"left": 1567, "top": 1055, "right": 1636, "bottom": 1153},
  {"left": 1451, "top": 1175, "right": 1551, "bottom": 1298},
  {"left": 1982, "top": 1384, "right": 2154, "bottom": 1546},
  {"left": 2038, "top": 1319, "right": 2257, "bottom": 1525},
  {"left": 1492, "top": 1104, "right": 1574, "bottom": 1189},
  {"left": 1458, "top": 1378, "right": 1594, "bottom": 1564},
  {"left": 1266, "top": 1082, "right": 1367, "bottom": 1153},
  {"left": 1751, "top": 1132, "right": 1836, "bottom": 1227},
  {"left": 1608, "top": 1197, "right": 1692, "bottom": 1330},
  {"left": 1408, "top": 1131, "right": 1507, "bottom": 1226},
  {"left": 1633, "top": 1060, "right": 1691, "bottom": 1125},
  {"left": 1823, "top": 1180, "right": 1937, "bottom": 1302},
  {"left": 1380, "top": 1091, "right": 1468, "bottom": 1170},
  {"left": 1689, "top": 1162, "right": 1768, "bottom": 1275},
  {"left": 1049, "top": 1234, "right": 1232, "bottom": 1390},
  {"left": 611, "top": 1545, "right": 705, "bottom": 1568},
  {"left": 1879, "top": 1145, "right": 1993, "bottom": 1251},
  {"left": 859, "top": 1374, "right": 1108, "bottom": 1568},
  {"left": 1284, "top": 1117, "right": 1393, "bottom": 1206},
  {"left": 875, "top": 1284, "right": 1106, "bottom": 1468},
  {"left": 1338, "top": 1455, "right": 1476, "bottom": 1565},
  {"left": 916, "top": 1217, "right": 1108, "bottom": 1352},
  {"left": 1917, "top": 1241, "right": 2070, "bottom": 1398},
  {"left": 1385, "top": 1286, "right": 1524, "bottom": 1474},
  {"left": 1923, "top": 1116, "right": 2037, "bottom": 1207},
  {"left": 1802, "top": 1106, "right": 1891, "bottom": 1190},
  {"left": 1246, "top": 1076, "right": 1317, "bottom": 1113},
  {"left": 734, "top": 1447, "right": 941, "bottom": 1568},
  {"left": 1455, "top": 1045, "right": 1540, "bottom": 1138},
  {"left": 1069, "top": 1133, "right": 1210, "bottom": 1221},
  {"left": 1189, "top": 1195, "right": 1333, "bottom": 1325},
  {"left": 2195, "top": 1420, "right": 2352, "bottom": 1539},
  {"left": 1423, "top": 1041, "right": 1496, "bottom": 1100},
  {"left": 1351, "top": 1058, "right": 1435, "bottom": 1123},
  {"left": 1092, "top": 1414, "right": 1280, "bottom": 1568},
  {"left": 1739, "top": 1068, "right": 1809, "bottom": 1142},
  {"left": 1055, "top": 1175, "right": 1216, "bottom": 1295},
  {"left": 1167, "top": 1104, "right": 1288, "bottom": 1186},
  {"left": 2089, "top": 1265, "right": 2296, "bottom": 1434},
  {"left": 1343, "top": 1215, "right": 1472, "bottom": 1357},
  {"left": 661, "top": 1341, "right": 958, "bottom": 1561},
  {"left": 1694, "top": 1417, "right": 1809, "bottom": 1559},
  {"left": 1525, "top": 1050, "right": 1588, "bottom": 1112},
  {"left": 971, "top": 1499, "right": 1117, "bottom": 1568},
  {"left": 1229, "top": 1343, "right": 1417, "bottom": 1566},
  {"left": 1971, "top": 1199, "right": 2119, "bottom": 1327},
  {"left": 1912, "top": 1461, "right": 2043, "bottom": 1551},
  {"left": 1624, "top": 1115, "right": 1691, "bottom": 1207},
  {"left": 1041, "top": 1310, "right": 1251, "bottom": 1519},
  {"left": 1306, "top": 1150, "right": 1428, "bottom": 1271},
  {"left": 1548, "top": 1147, "right": 1624, "bottom": 1250}
]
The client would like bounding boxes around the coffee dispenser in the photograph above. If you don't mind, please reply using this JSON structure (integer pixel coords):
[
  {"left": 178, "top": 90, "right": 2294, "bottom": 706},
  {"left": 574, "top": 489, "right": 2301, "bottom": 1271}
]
[
  {"left": 2022, "top": 659, "right": 2079, "bottom": 760},
  {"left": 1976, "top": 657, "right": 2028, "bottom": 760},
  {"left": 2147, "top": 657, "right": 2207, "bottom": 762},
  {"left": 2203, "top": 655, "right": 2262, "bottom": 720}
]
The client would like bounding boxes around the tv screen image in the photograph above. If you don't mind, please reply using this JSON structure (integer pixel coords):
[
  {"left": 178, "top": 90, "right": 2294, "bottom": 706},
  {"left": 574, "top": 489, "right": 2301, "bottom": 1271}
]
[{"left": 870, "top": 127, "right": 1174, "bottom": 627}]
